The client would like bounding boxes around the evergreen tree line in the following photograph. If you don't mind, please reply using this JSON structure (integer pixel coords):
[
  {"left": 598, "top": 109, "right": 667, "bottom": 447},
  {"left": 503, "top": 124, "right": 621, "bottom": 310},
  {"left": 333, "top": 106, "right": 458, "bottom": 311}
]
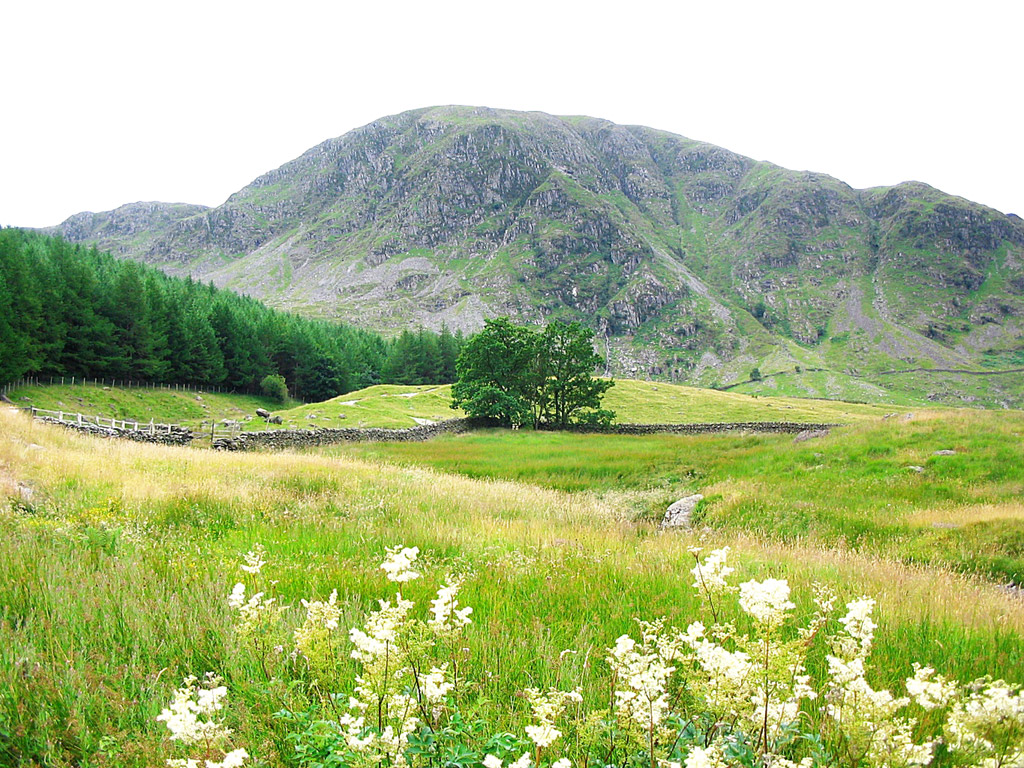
[{"left": 0, "top": 229, "right": 464, "bottom": 401}]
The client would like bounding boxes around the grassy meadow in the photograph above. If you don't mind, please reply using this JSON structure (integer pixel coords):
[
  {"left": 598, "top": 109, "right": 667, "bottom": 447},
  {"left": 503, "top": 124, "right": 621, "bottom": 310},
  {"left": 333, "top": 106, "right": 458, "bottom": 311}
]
[
  {"left": 4, "top": 382, "right": 293, "bottom": 431},
  {"left": 2, "top": 400, "right": 1024, "bottom": 766},
  {"left": 7, "top": 378, "right": 904, "bottom": 433},
  {"left": 272, "top": 379, "right": 906, "bottom": 430}
]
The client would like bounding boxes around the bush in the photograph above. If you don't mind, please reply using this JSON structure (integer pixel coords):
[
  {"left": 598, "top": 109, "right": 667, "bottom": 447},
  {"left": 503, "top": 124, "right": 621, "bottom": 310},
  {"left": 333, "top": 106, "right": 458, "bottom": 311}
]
[{"left": 260, "top": 374, "right": 288, "bottom": 402}]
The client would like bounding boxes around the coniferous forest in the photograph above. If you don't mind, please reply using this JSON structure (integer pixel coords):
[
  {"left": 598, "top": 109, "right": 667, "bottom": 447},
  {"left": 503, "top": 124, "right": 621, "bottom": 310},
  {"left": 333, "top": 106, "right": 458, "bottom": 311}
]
[{"left": 0, "top": 229, "right": 463, "bottom": 401}]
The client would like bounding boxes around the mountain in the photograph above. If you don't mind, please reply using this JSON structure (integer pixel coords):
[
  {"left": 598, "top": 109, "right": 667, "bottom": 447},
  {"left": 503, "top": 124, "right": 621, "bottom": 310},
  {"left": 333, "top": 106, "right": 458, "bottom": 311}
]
[{"left": 45, "top": 105, "right": 1024, "bottom": 407}]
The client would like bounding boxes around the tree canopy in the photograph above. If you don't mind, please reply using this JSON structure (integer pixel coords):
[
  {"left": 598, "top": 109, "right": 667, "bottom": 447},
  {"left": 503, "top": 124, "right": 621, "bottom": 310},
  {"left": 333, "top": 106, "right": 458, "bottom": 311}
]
[{"left": 451, "top": 317, "right": 614, "bottom": 428}]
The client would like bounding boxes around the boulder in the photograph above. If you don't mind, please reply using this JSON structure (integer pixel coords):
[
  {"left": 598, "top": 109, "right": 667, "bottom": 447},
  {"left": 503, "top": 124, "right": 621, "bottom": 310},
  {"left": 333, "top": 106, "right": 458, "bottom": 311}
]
[
  {"left": 256, "top": 408, "right": 270, "bottom": 418},
  {"left": 933, "top": 449, "right": 956, "bottom": 456},
  {"left": 662, "top": 494, "right": 703, "bottom": 529},
  {"left": 269, "top": 415, "right": 283, "bottom": 424},
  {"left": 793, "top": 428, "right": 830, "bottom": 443}
]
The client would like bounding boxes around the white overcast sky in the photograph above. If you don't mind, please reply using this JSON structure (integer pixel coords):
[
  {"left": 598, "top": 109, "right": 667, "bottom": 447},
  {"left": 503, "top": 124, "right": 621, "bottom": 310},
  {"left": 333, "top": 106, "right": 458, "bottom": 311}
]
[{"left": 2, "top": 0, "right": 1021, "bottom": 228}]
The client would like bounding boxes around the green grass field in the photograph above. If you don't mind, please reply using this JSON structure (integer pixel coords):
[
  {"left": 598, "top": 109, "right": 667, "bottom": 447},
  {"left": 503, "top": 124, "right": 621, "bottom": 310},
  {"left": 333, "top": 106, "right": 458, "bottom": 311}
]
[
  {"left": 2, "top": 401, "right": 1024, "bottom": 766},
  {"left": 4, "top": 382, "right": 293, "bottom": 431},
  {"left": 270, "top": 379, "right": 906, "bottom": 430},
  {"left": 325, "top": 409, "right": 1024, "bottom": 584},
  {"left": 5, "top": 378, "right": 910, "bottom": 433}
]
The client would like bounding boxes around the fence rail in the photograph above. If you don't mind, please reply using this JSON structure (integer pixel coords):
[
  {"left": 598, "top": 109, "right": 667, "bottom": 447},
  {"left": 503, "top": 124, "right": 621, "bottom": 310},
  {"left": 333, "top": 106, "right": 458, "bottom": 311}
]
[
  {"left": 1, "top": 376, "right": 238, "bottom": 398},
  {"left": 24, "top": 407, "right": 189, "bottom": 435}
]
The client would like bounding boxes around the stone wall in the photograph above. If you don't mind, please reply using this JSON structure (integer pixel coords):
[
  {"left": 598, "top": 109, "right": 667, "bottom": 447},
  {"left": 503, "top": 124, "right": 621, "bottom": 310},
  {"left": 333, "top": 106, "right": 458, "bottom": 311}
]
[
  {"left": 213, "top": 418, "right": 482, "bottom": 450},
  {"left": 549, "top": 421, "right": 838, "bottom": 435},
  {"left": 37, "top": 416, "right": 195, "bottom": 445},
  {"left": 214, "top": 418, "right": 837, "bottom": 450}
]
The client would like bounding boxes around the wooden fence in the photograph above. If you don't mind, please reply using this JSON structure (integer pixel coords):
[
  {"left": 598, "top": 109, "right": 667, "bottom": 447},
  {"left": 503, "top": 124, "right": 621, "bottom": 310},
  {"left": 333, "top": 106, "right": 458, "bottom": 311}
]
[
  {"left": 25, "top": 407, "right": 189, "bottom": 435},
  {"left": 1, "top": 376, "right": 237, "bottom": 398},
  {"left": 22, "top": 406, "right": 257, "bottom": 443}
]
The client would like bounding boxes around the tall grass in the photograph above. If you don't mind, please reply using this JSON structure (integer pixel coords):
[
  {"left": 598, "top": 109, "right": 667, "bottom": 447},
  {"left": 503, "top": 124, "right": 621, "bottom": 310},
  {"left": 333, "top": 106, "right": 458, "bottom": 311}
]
[{"left": 1, "top": 407, "right": 1022, "bottom": 766}]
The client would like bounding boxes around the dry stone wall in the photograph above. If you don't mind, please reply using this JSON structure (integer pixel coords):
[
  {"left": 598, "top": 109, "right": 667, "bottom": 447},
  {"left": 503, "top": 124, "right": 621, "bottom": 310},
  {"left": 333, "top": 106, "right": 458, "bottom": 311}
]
[
  {"left": 36, "top": 416, "right": 195, "bottom": 445},
  {"left": 550, "top": 421, "right": 837, "bottom": 435},
  {"left": 214, "top": 418, "right": 838, "bottom": 450},
  {"left": 213, "top": 418, "right": 481, "bottom": 450}
]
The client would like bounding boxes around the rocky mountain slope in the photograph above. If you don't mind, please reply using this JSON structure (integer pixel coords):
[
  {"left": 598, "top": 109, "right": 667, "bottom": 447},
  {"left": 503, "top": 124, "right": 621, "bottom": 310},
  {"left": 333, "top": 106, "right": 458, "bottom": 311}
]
[{"left": 46, "top": 106, "right": 1024, "bottom": 407}]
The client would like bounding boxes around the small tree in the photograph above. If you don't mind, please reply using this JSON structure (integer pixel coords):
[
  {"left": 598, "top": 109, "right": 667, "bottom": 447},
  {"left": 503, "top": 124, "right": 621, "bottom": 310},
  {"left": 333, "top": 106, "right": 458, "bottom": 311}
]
[
  {"left": 536, "top": 320, "right": 614, "bottom": 427},
  {"left": 260, "top": 373, "right": 288, "bottom": 403},
  {"left": 451, "top": 318, "right": 539, "bottom": 427}
]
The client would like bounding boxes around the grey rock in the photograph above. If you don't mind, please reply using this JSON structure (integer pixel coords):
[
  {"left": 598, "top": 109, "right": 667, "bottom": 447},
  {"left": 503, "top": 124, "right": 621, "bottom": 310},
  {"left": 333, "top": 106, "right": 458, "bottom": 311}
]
[
  {"left": 662, "top": 494, "right": 704, "bottom": 529},
  {"left": 269, "top": 415, "right": 283, "bottom": 424},
  {"left": 933, "top": 449, "right": 957, "bottom": 456},
  {"left": 255, "top": 408, "right": 270, "bottom": 418},
  {"left": 793, "top": 428, "right": 830, "bottom": 443},
  {"left": 906, "top": 465, "right": 925, "bottom": 473}
]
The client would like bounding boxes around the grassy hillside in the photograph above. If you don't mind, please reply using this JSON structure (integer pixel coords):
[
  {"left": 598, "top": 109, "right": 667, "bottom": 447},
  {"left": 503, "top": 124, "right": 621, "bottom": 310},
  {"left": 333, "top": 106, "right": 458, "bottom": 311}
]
[
  {"left": 1, "top": 406, "right": 1022, "bottom": 766},
  {"left": 273, "top": 379, "right": 907, "bottom": 429},
  {"left": 4, "top": 382, "right": 296, "bottom": 430},
  {"left": 5, "top": 379, "right": 903, "bottom": 435}
]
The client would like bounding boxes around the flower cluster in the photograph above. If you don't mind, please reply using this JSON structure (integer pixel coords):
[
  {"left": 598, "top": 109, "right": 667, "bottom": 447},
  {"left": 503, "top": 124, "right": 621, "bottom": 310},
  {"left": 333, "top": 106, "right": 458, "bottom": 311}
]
[
  {"left": 380, "top": 545, "right": 421, "bottom": 582},
  {"left": 214, "top": 541, "right": 1024, "bottom": 768},
  {"left": 944, "top": 678, "right": 1024, "bottom": 766},
  {"left": 690, "top": 547, "right": 734, "bottom": 596},
  {"left": 607, "top": 621, "right": 679, "bottom": 732},
  {"left": 157, "top": 674, "right": 248, "bottom": 768},
  {"left": 523, "top": 686, "right": 582, "bottom": 750},
  {"left": 239, "top": 544, "right": 266, "bottom": 575},
  {"left": 738, "top": 578, "right": 795, "bottom": 627},
  {"left": 822, "top": 597, "right": 934, "bottom": 767},
  {"left": 427, "top": 575, "right": 473, "bottom": 635},
  {"left": 227, "top": 582, "right": 283, "bottom": 640}
]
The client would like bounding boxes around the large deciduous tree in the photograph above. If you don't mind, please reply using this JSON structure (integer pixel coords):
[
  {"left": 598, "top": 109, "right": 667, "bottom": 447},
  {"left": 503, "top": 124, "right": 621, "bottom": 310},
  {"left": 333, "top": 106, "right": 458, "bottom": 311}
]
[
  {"left": 452, "top": 317, "right": 614, "bottom": 428},
  {"left": 535, "top": 320, "right": 614, "bottom": 427},
  {"left": 451, "top": 318, "right": 539, "bottom": 427}
]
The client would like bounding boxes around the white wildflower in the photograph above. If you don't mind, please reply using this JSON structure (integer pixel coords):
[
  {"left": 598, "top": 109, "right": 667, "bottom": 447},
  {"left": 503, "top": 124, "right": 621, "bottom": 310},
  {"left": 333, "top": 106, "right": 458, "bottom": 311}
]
[
  {"left": 418, "top": 666, "right": 454, "bottom": 702},
  {"left": 349, "top": 593, "right": 415, "bottom": 663},
  {"left": 380, "top": 545, "right": 421, "bottom": 582},
  {"left": 228, "top": 583, "right": 246, "bottom": 609},
  {"left": 483, "top": 755, "right": 503, "bottom": 768},
  {"left": 738, "top": 578, "right": 795, "bottom": 626},
  {"left": 525, "top": 723, "right": 561, "bottom": 749},
  {"left": 240, "top": 544, "right": 266, "bottom": 575},
  {"left": 428, "top": 576, "right": 473, "bottom": 634},
  {"left": 684, "top": 745, "right": 728, "bottom": 768},
  {"left": 509, "top": 753, "right": 532, "bottom": 768},
  {"left": 157, "top": 676, "right": 233, "bottom": 746},
  {"left": 206, "top": 748, "right": 250, "bottom": 768},
  {"left": 294, "top": 589, "right": 340, "bottom": 659},
  {"left": 906, "top": 664, "right": 957, "bottom": 711},
  {"left": 608, "top": 625, "right": 676, "bottom": 729},
  {"left": 945, "top": 678, "right": 1024, "bottom": 763},
  {"left": 838, "top": 597, "right": 876, "bottom": 653},
  {"left": 523, "top": 687, "right": 581, "bottom": 749},
  {"left": 552, "top": 759, "right": 572, "bottom": 768},
  {"left": 691, "top": 547, "right": 734, "bottom": 595}
]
